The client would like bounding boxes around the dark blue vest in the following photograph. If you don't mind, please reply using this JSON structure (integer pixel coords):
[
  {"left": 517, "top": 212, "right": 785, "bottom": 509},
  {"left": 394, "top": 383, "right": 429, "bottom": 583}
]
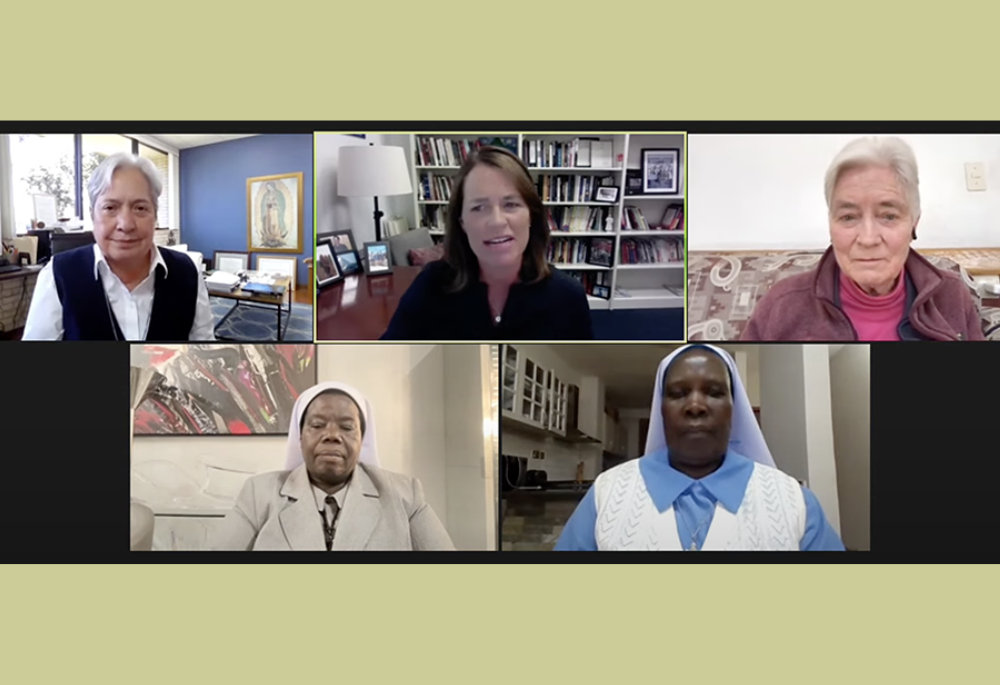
[{"left": 52, "top": 245, "right": 199, "bottom": 341}]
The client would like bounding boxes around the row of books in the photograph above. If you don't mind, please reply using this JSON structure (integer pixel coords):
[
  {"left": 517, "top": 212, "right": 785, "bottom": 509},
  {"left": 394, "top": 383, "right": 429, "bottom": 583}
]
[
  {"left": 622, "top": 203, "right": 685, "bottom": 232},
  {"left": 537, "top": 174, "right": 616, "bottom": 203},
  {"left": 523, "top": 138, "right": 616, "bottom": 169},
  {"left": 419, "top": 173, "right": 452, "bottom": 202},
  {"left": 620, "top": 237, "right": 684, "bottom": 264},
  {"left": 415, "top": 136, "right": 518, "bottom": 167},
  {"left": 547, "top": 237, "right": 614, "bottom": 267},
  {"left": 547, "top": 206, "right": 613, "bottom": 233}
]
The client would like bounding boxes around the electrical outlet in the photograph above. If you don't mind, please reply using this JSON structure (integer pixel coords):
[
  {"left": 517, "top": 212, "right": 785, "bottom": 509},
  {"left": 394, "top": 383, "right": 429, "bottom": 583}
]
[{"left": 965, "top": 162, "right": 986, "bottom": 191}]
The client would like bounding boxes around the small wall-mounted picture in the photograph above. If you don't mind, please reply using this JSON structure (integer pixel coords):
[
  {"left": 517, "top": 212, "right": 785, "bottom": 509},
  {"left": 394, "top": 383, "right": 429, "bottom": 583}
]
[
  {"left": 593, "top": 186, "right": 619, "bottom": 203},
  {"left": 315, "top": 240, "right": 343, "bottom": 288},
  {"left": 587, "top": 238, "right": 614, "bottom": 268},
  {"left": 641, "top": 148, "right": 680, "bottom": 194},
  {"left": 336, "top": 248, "right": 362, "bottom": 276},
  {"left": 363, "top": 241, "right": 393, "bottom": 276}
]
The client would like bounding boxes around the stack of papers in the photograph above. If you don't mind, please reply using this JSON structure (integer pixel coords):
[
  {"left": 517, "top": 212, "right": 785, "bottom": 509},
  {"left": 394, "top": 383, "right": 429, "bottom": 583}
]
[{"left": 206, "top": 271, "right": 241, "bottom": 288}]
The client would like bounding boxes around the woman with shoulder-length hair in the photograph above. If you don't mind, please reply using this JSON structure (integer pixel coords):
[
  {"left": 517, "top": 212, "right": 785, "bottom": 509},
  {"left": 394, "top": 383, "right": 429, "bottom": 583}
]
[
  {"left": 380, "top": 145, "right": 594, "bottom": 340},
  {"left": 742, "top": 136, "right": 983, "bottom": 341}
]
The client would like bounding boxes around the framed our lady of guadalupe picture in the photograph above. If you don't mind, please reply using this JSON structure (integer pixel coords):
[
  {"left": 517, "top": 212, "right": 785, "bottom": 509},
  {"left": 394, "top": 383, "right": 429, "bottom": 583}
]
[{"left": 247, "top": 172, "right": 304, "bottom": 254}]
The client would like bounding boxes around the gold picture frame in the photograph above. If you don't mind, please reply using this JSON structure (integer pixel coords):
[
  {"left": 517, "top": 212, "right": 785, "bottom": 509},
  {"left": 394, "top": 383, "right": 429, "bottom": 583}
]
[{"left": 247, "top": 172, "right": 304, "bottom": 254}]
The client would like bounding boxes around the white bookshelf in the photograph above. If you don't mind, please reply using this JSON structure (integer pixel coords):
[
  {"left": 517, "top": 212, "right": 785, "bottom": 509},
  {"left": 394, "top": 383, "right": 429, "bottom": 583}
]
[{"left": 406, "top": 132, "right": 685, "bottom": 310}]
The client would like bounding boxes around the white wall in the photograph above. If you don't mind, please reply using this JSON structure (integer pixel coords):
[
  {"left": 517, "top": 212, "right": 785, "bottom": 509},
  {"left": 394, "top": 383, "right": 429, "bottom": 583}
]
[
  {"left": 131, "top": 344, "right": 495, "bottom": 550},
  {"left": 689, "top": 134, "right": 1000, "bottom": 250},
  {"left": 829, "top": 346, "right": 871, "bottom": 551},
  {"left": 501, "top": 344, "right": 603, "bottom": 480},
  {"left": 758, "top": 345, "right": 841, "bottom": 534},
  {"left": 314, "top": 133, "right": 416, "bottom": 245},
  {"left": 619, "top": 408, "right": 650, "bottom": 458}
]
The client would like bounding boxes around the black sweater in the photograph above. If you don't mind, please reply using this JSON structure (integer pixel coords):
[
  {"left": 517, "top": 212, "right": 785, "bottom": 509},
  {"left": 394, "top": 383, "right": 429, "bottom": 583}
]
[{"left": 380, "top": 261, "right": 594, "bottom": 340}]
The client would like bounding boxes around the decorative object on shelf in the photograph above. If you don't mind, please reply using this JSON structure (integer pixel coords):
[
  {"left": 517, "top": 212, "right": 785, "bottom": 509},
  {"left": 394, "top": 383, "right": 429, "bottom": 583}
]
[
  {"left": 316, "top": 239, "right": 344, "bottom": 288},
  {"left": 625, "top": 169, "right": 644, "bottom": 196},
  {"left": 247, "top": 172, "right": 304, "bottom": 254},
  {"left": 641, "top": 148, "right": 680, "bottom": 195},
  {"left": 593, "top": 285, "right": 611, "bottom": 299},
  {"left": 213, "top": 250, "right": 249, "bottom": 274},
  {"left": 593, "top": 186, "right": 619, "bottom": 203},
  {"left": 362, "top": 241, "right": 393, "bottom": 276},
  {"left": 587, "top": 238, "right": 614, "bottom": 268},
  {"left": 337, "top": 143, "right": 413, "bottom": 242},
  {"left": 131, "top": 344, "right": 317, "bottom": 436}
]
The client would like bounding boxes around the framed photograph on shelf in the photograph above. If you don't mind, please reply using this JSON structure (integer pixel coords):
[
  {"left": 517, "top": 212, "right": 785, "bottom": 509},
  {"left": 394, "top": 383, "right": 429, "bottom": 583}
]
[
  {"left": 593, "top": 186, "right": 619, "bottom": 203},
  {"left": 213, "top": 251, "right": 249, "bottom": 274},
  {"left": 315, "top": 239, "right": 343, "bottom": 289},
  {"left": 587, "top": 238, "right": 614, "bottom": 268},
  {"left": 247, "top": 172, "right": 304, "bottom": 254},
  {"left": 255, "top": 255, "right": 298, "bottom": 291},
  {"left": 625, "top": 169, "right": 644, "bottom": 196},
  {"left": 592, "top": 285, "right": 611, "bottom": 299},
  {"left": 641, "top": 148, "right": 680, "bottom": 195},
  {"left": 327, "top": 230, "right": 358, "bottom": 255},
  {"left": 362, "top": 241, "right": 393, "bottom": 276}
]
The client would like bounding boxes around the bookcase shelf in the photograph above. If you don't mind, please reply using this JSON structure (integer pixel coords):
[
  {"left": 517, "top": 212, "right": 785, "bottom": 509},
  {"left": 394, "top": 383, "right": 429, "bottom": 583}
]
[{"left": 407, "top": 132, "right": 685, "bottom": 310}]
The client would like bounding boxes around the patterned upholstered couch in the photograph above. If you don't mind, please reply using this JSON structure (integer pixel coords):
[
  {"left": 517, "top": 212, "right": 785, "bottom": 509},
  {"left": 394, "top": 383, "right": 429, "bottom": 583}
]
[{"left": 687, "top": 250, "right": 1000, "bottom": 341}]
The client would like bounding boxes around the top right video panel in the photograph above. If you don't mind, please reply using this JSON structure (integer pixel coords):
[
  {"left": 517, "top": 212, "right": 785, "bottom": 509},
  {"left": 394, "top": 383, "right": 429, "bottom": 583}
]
[{"left": 686, "top": 133, "right": 1000, "bottom": 341}]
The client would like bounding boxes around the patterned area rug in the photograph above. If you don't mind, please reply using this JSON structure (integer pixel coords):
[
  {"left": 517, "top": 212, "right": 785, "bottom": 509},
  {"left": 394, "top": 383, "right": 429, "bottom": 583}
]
[{"left": 210, "top": 297, "right": 313, "bottom": 341}]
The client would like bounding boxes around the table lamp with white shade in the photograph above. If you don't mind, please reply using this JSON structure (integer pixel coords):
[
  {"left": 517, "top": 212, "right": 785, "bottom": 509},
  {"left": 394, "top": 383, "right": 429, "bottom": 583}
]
[{"left": 337, "top": 143, "right": 413, "bottom": 243}]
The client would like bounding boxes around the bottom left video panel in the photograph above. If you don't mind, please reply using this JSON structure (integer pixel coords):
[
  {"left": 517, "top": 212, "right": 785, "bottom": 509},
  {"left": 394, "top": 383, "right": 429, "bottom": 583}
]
[{"left": 129, "top": 343, "right": 499, "bottom": 552}]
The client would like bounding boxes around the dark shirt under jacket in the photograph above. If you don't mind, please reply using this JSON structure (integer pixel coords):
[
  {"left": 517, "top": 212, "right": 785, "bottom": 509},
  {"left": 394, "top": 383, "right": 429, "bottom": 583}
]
[{"left": 380, "top": 260, "right": 594, "bottom": 340}]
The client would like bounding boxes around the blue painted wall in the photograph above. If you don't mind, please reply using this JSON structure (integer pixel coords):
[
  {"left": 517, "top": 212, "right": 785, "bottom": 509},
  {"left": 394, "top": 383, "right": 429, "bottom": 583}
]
[{"left": 180, "top": 134, "right": 313, "bottom": 287}]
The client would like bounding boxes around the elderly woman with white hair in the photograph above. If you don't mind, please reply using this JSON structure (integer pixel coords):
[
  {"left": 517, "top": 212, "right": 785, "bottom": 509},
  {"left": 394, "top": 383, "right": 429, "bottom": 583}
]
[
  {"left": 22, "top": 152, "right": 215, "bottom": 341},
  {"left": 742, "top": 136, "right": 983, "bottom": 341},
  {"left": 213, "top": 382, "right": 455, "bottom": 551}
]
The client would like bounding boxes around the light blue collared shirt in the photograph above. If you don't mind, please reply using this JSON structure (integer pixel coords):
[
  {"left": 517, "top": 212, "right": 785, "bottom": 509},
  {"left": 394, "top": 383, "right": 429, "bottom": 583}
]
[{"left": 554, "top": 449, "right": 845, "bottom": 551}]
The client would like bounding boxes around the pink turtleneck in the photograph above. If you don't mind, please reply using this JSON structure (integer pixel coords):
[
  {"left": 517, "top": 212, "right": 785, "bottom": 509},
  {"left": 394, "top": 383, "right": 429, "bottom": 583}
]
[{"left": 838, "top": 269, "right": 906, "bottom": 341}]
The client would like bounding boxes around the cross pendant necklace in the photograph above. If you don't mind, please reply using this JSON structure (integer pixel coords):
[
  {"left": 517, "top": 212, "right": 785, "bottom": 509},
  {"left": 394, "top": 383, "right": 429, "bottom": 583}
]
[{"left": 684, "top": 512, "right": 712, "bottom": 551}]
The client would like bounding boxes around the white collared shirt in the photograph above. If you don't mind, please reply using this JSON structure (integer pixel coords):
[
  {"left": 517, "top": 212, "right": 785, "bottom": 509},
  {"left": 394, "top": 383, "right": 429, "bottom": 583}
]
[{"left": 21, "top": 244, "right": 216, "bottom": 341}]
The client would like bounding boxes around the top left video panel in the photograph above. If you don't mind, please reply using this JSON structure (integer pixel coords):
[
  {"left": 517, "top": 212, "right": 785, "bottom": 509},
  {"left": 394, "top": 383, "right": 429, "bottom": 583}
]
[{"left": 1, "top": 133, "right": 315, "bottom": 343}]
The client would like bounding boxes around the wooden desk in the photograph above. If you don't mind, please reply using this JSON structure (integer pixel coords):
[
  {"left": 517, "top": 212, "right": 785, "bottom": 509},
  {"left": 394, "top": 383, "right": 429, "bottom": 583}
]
[
  {"left": 207, "top": 273, "right": 293, "bottom": 341},
  {"left": 316, "top": 266, "right": 420, "bottom": 340}
]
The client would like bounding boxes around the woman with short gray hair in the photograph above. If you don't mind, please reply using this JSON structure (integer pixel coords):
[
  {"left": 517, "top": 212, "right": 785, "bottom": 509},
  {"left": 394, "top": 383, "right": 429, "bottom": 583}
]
[
  {"left": 23, "top": 152, "right": 215, "bottom": 341},
  {"left": 742, "top": 136, "right": 983, "bottom": 341}
]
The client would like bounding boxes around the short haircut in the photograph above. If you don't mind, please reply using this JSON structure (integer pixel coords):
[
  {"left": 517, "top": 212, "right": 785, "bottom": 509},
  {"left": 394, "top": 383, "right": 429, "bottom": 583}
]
[
  {"left": 87, "top": 152, "right": 163, "bottom": 212},
  {"left": 824, "top": 136, "right": 920, "bottom": 240},
  {"left": 300, "top": 389, "right": 366, "bottom": 436}
]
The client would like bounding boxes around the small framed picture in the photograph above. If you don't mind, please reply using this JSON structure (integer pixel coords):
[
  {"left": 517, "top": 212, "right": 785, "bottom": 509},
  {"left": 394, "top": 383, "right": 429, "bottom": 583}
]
[
  {"left": 327, "top": 230, "right": 359, "bottom": 255},
  {"left": 315, "top": 239, "right": 344, "bottom": 289},
  {"left": 625, "top": 169, "right": 644, "bottom": 196},
  {"left": 641, "top": 148, "right": 680, "bottom": 195},
  {"left": 587, "top": 238, "right": 614, "bottom": 268},
  {"left": 593, "top": 285, "right": 611, "bottom": 299},
  {"left": 593, "top": 186, "right": 619, "bottom": 203},
  {"left": 363, "top": 241, "right": 393, "bottom": 276},
  {"left": 214, "top": 251, "right": 249, "bottom": 274},
  {"left": 336, "top": 248, "right": 362, "bottom": 277}
]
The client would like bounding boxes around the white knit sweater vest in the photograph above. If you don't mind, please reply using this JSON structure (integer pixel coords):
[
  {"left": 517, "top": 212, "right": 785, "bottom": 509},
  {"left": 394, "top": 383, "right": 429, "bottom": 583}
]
[{"left": 593, "top": 459, "right": 807, "bottom": 551}]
